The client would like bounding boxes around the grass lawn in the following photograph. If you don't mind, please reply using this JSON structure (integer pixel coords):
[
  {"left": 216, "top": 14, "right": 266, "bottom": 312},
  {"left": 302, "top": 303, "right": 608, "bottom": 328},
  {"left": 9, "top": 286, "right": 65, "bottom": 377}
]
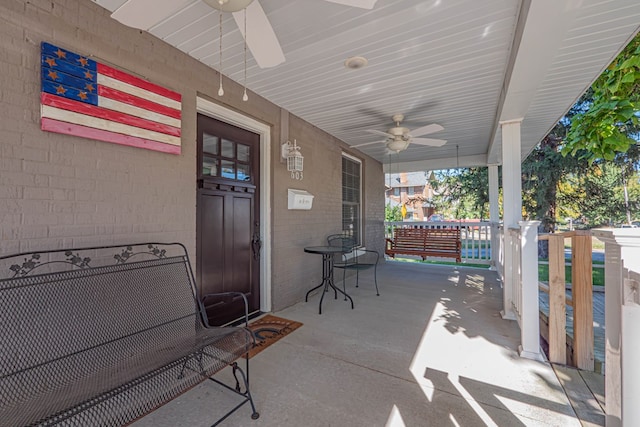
[
  {"left": 538, "top": 263, "right": 604, "bottom": 287},
  {"left": 390, "top": 257, "right": 605, "bottom": 287}
]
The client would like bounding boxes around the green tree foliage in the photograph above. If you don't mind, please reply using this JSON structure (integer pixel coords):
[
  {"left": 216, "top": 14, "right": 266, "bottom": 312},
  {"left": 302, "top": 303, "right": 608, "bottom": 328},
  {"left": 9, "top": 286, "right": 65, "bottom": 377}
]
[
  {"left": 558, "top": 145, "right": 640, "bottom": 226},
  {"left": 385, "top": 203, "right": 403, "bottom": 222},
  {"left": 522, "top": 131, "right": 588, "bottom": 232},
  {"left": 432, "top": 168, "right": 490, "bottom": 219},
  {"left": 522, "top": 93, "right": 593, "bottom": 232},
  {"left": 564, "top": 33, "right": 640, "bottom": 161},
  {"left": 580, "top": 165, "right": 623, "bottom": 225}
]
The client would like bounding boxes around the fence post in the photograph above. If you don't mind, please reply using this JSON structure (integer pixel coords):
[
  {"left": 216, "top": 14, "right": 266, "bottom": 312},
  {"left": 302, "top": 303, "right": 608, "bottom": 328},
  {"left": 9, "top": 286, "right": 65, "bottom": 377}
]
[
  {"left": 519, "top": 221, "right": 543, "bottom": 360},
  {"left": 548, "top": 234, "right": 567, "bottom": 364},
  {"left": 572, "top": 232, "right": 594, "bottom": 370},
  {"left": 622, "top": 277, "right": 640, "bottom": 427},
  {"left": 592, "top": 229, "right": 640, "bottom": 427}
]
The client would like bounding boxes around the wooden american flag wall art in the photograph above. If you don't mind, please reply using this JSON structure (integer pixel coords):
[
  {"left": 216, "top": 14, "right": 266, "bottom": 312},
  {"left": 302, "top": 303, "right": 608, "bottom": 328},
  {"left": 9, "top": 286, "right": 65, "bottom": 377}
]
[{"left": 40, "top": 42, "right": 182, "bottom": 155}]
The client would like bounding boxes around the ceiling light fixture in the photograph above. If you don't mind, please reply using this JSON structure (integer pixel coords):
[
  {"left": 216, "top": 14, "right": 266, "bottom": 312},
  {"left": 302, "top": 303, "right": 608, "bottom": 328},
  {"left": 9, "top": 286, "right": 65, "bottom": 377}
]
[
  {"left": 387, "top": 139, "right": 409, "bottom": 152},
  {"left": 344, "top": 56, "right": 368, "bottom": 70},
  {"left": 210, "top": 0, "right": 255, "bottom": 13}
]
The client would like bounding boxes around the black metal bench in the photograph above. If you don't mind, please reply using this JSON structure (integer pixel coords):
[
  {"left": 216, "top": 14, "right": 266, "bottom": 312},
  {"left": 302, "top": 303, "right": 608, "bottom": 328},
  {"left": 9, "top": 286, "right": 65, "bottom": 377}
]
[{"left": 0, "top": 242, "right": 259, "bottom": 426}]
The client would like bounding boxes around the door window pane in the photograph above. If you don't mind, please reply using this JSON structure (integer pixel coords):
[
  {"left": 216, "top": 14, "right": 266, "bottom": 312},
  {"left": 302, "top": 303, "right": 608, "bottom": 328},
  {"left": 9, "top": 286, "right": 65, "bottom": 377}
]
[
  {"left": 203, "top": 158, "right": 218, "bottom": 176},
  {"left": 237, "top": 144, "right": 250, "bottom": 162},
  {"left": 203, "top": 133, "right": 218, "bottom": 156},
  {"left": 221, "top": 139, "right": 235, "bottom": 158},
  {"left": 237, "top": 163, "right": 251, "bottom": 181},
  {"left": 221, "top": 160, "right": 235, "bottom": 179}
]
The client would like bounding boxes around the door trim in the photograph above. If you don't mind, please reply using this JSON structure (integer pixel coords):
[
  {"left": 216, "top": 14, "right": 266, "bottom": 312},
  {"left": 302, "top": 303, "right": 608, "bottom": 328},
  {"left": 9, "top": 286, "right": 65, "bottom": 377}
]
[{"left": 196, "top": 97, "right": 272, "bottom": 313}]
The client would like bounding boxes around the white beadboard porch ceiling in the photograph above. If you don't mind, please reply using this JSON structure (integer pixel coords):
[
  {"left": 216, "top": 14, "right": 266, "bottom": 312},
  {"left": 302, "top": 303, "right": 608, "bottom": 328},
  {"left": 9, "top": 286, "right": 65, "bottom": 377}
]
[{"left": 93, "top": 0, "right": 640, "bottom": 172}]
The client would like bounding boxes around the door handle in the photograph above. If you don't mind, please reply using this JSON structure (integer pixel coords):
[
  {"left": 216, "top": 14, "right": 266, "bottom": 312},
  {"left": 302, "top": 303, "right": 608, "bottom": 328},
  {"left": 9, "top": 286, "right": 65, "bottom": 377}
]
[{"left": 252, "top": 222, "right": 262, "bottom": 261}]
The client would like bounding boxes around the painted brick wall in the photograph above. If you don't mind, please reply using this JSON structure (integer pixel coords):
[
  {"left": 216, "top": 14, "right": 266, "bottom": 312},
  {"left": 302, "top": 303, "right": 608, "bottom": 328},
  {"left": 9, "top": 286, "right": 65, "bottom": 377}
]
[
  {"left": 0, "top": 0, "right": 201, "bottom": 256},
  {"left": 271, "top": 114, "right": 384, "bottom": 310},
  {"left": 0, "top": 0, "right": 384, "bottom": 312}
]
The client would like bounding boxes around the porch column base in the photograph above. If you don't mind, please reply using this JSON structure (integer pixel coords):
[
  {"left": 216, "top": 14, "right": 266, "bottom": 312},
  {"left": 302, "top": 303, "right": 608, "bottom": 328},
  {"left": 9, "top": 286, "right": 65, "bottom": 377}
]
[
  {"left": 519, "top": 345, "right": 546, "bottom": 362},
  {"left": 500, "top": 309, "right": 517, "bottom": 321}
]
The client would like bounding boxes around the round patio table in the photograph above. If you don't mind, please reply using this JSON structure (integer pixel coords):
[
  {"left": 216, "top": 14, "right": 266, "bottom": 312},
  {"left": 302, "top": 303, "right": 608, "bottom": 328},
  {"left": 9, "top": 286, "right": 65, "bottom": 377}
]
[{"left": 304, "top": 246, "right": 354, "bottom": 314}]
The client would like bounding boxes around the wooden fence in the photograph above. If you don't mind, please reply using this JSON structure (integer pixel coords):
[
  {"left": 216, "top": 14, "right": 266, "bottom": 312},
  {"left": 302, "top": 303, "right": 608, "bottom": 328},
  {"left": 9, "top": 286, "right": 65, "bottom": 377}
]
[{"left": 538, "top": 231, "right": 594, "bottom": 370}]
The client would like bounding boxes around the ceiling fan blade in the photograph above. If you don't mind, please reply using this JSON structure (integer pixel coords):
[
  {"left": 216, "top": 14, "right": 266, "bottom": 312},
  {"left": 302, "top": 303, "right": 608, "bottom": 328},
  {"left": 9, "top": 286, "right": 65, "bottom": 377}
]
[
  {"left": 322, "top": 0, "right": 377, "bottom": 9},
  {"left": 357, "top": 107, "right": 390, "bottom": 122},
  {"left": 366, "top": 129, "right": 393, "bottom": 138},
  {"left": 233, "top": 1, "right": 285, "bottom": 69},
  {"left": 352, "top": 140, "right": 386, "bottom": 148},
  {"left": 410, "top": 138, "right": 447, "bottom": 147},
  {"left": 410, "top": 123, "right": 444, "bottom": 137},
  {"left": 111, "top": 0, "right": 192, "bottom": 30},
  {"left": 404, "top": 99, "right": 440, "bottom": 119}
]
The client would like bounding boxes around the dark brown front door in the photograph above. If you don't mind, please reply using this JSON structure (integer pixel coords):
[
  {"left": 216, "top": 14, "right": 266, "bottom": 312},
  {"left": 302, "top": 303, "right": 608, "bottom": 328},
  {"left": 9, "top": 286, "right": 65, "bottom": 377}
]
[{"left": 196, "top": 114, "right": 261, "bottom": 325}]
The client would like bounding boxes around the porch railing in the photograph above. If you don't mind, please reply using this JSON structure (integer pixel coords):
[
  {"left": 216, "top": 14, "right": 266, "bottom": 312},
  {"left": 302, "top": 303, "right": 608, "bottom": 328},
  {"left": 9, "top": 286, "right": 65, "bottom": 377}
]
[
  {"left": 504, "top": 221, "right": 543, "bottom": 360},
  {"left": 538, "top": 231, "right": 594, "bottom": 370},
  {"left": 493, "top": 223, "right": 505, "bottom": 276},
  {"left": 591, "top": 229, "right": 640, "bottom": 426},
  {"left": 384, "top": 221, "right": 492, "bottom": 264}
]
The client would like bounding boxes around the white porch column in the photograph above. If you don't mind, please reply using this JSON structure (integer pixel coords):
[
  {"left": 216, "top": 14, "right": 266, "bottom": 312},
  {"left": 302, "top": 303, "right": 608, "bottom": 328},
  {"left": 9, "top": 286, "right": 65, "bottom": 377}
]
[
  {"left": 488, "top": 165, "right": 500, "bottom": 270},
  {"left": 592, "top": 229, "right": 640, "bottom": 427},
  {"left": 519, "top": 220, "right": 544, "bottom": 360},
  {"left": 500, "top": 120, "right": 523, "bottom": 320}
]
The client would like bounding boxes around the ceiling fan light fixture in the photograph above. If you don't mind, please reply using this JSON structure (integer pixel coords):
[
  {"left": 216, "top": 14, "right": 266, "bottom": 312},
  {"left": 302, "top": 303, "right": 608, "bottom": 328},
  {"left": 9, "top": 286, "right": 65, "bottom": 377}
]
[
  {"left": 344, "top": 56, "right": 368, "bottom": 69},
  {"left": 205, "top": 0, "right": 255, "bottom": 12},
  {"left": 387, "top": 139, "right": 409, "bottom": 152}
]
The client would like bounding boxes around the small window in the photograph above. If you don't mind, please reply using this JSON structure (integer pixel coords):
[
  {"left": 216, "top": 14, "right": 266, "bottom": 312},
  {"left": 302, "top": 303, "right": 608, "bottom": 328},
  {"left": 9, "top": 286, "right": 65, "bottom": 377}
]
[{"left": 342, "top": 154, "right": 362, "bottom": 245}]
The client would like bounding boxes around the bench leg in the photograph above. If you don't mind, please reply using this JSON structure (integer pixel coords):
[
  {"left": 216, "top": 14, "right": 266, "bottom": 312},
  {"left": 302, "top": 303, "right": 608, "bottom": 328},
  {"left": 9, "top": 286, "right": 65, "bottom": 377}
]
[
  {"left": 373, "top": 264, "right": 380, "bottom": 296},
  {"left": 209, "top": 361, "right": 259, "bottom": 426},
  {"left": 232, "top": 363, "right": 259, "bottom": 419}
]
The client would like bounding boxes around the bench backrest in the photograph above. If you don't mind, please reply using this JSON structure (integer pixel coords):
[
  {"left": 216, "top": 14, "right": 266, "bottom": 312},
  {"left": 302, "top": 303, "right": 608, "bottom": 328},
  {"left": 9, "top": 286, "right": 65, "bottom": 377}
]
[
  {"left": 393, "top": 227, "right": 460, "bottom": 242},
  {"left": 0, "top": 243, "right": 203, "bottom": 425}
]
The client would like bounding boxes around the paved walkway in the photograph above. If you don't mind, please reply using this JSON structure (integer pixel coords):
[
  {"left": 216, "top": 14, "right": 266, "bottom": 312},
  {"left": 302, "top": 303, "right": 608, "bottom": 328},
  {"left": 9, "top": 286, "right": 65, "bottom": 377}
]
[{"left": 538, "top": 290, "right": 605, "bottom": 372}]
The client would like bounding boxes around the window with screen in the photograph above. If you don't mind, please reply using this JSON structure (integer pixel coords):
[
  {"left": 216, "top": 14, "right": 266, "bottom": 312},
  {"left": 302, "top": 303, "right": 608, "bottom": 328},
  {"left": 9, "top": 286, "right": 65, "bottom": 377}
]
[{"left": 342, "top": 154, "right": 362, "bottom": 245}]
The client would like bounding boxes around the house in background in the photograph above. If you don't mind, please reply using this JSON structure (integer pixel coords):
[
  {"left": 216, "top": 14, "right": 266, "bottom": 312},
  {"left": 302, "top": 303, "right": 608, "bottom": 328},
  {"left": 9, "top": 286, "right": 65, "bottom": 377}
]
[{"left": 385, "top": 172, "right": 437, "bottom": 221}]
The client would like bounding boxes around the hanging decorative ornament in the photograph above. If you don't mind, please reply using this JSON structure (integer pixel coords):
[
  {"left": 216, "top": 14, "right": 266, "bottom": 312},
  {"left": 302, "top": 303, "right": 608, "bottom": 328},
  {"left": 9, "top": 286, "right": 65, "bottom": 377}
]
[
  {"left": 242, "top": 8, "right": 249, "bottom": 102},
  {"left": 218, "top": 11, "right": 224, "bottom": 97}
]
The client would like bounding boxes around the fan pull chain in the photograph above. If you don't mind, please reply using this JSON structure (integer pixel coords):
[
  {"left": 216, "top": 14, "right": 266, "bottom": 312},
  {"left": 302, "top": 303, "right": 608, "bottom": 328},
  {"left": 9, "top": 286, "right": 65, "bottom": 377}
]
[
  {"left": 242, "top": 8, "right": 248, "bottom": 101},
  {"left": 218, "top": 11, "right": 224, "bottom": 97}
]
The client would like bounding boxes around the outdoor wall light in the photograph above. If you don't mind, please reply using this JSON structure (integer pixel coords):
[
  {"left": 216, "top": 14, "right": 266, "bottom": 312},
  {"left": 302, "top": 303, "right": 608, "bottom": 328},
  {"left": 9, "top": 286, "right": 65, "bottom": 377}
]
[{"left": 281, "top": 140, "right": 304, "bottom": 179}]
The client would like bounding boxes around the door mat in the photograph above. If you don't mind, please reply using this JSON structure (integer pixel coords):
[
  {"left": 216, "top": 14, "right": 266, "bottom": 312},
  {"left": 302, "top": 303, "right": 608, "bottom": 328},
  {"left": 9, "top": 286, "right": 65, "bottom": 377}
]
[{"left": 246, "top": 314, "right": 303, "bottom": 359}]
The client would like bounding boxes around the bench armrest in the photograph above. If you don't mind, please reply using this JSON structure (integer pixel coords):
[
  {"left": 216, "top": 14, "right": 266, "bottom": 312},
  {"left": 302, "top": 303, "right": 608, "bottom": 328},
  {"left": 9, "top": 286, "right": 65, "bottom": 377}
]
[
  {"left": 201, "top": 291, "right": 250, "bottom": 328},
  {"left": 385, "top": 238, "right": 394, "bottom": 250}
]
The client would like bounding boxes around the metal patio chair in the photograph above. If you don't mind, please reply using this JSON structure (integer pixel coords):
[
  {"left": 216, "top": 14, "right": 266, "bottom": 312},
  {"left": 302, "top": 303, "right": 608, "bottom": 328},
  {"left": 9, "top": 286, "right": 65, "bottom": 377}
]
[{"left": 327, "top": 234, "right": 380, "bottom": 298}]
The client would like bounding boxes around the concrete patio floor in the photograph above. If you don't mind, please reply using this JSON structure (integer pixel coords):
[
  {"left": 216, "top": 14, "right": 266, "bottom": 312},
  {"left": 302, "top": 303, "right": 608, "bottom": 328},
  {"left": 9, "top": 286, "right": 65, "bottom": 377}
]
[{"left": 134, "top": 261, "right": 591, "bottom": 427}]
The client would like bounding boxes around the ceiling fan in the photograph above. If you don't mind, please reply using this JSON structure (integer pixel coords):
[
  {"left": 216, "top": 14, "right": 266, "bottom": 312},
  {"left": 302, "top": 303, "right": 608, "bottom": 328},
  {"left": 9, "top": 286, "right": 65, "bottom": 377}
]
[
  {"left": 352, "top": 114, "right": 446, "bottom": 153},
  {"left": 109, "top": 0, "right": 378, "bottom": 69}
]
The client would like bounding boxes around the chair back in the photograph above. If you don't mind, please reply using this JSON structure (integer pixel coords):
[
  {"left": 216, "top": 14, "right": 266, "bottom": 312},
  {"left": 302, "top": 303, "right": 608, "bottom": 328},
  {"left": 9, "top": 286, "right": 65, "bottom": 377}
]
[
  {"left": 327, "top": 234, "right": 357, "bottom": 263},
  {"left": 327, "top": 234, "right": 357, "bottom": 251}
]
